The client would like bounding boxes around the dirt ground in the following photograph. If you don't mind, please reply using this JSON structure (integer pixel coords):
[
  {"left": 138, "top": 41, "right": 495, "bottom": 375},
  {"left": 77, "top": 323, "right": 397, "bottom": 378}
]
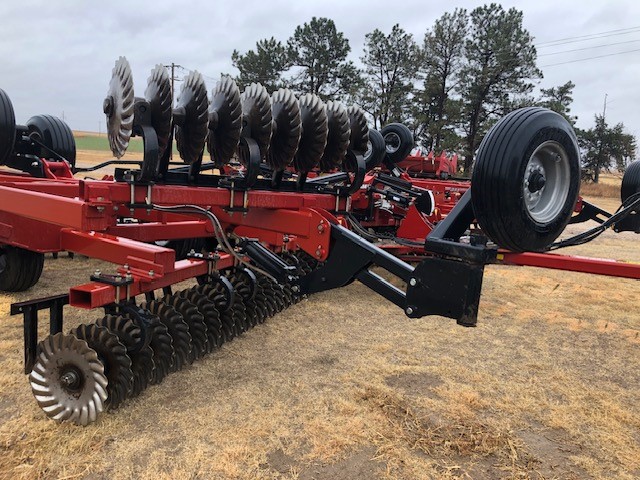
[{"left": 0, "top": 161, "right": 638, "bottom": 479}]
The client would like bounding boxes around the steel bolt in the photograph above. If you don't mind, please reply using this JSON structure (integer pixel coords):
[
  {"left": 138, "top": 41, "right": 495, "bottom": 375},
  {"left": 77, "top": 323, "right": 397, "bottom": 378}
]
[
  {"left": 406, "top": 306, "right": 414, "bottom": 315},
  {"left": 409, "top": 278, "right": 417, "bottom": 287},
  {"left": 149, "top": 270, "right": 154, "bottom": 277},
  {"left": 31, "top": 161, "right": 39, "bottom": 167},
  {"left": 94, "top": 269, "right": 102, "bottom": 276},
  {"left": 60, "top": 371, "right": 79, "bottom": 388}
]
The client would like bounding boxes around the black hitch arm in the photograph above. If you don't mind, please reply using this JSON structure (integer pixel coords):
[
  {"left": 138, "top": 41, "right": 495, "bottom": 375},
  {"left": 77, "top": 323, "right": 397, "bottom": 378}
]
[{"left": 298, "top": 222, "right": 485, "bottom": 326}]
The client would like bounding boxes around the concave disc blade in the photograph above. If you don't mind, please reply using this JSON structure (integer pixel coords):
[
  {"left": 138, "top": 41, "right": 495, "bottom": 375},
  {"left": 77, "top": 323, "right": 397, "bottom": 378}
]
[
  {"left": 175, "top": 71, "right": 209, "bottom": 164},
  {"left": 320, "top": 101, "right": 350, "bottom": 171},
  {"left": 294, "top": 94, "right": 328, "bottom": 173},
  {"left": 105, "top": 56, "right": 134, "bottom": 159},
  {"left": 267, "top": 88, "right": 301, "bottom": 171},
  {"left": 144, "top": 65, "right": 172, "bottom": 158},
  {"left": 239, "top": 83, "right": 272, "bottom": 164},
  {"left": 207, "top": 76, "right": 242, "bottom": 167},
  {"left": 29, "top": 332, "right": 108, "bottom": 426}
]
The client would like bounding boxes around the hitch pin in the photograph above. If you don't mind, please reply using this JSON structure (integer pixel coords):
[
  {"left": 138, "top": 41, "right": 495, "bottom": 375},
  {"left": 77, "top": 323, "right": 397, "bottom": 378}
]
[
  {"left": 146, "top": 184, "right": 153, "bottom": 212},
  {"left": 129, "top": 183, "right": 135, "bottom": 215}
]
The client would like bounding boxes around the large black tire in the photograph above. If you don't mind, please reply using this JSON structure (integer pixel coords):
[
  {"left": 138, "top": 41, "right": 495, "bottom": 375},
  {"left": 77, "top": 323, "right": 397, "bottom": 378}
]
[
  {"left": 0, "top": 89, "right": 16, "bottom": 165},
  {"left": 364, "top": 128, "right": 386, "bottom": 170},
  {"left": 26, "top": 114, "right": 76, "bottom": 168},
  {"left": 471, "top": 107, "right": 580, "bottom": 252},
  {"left": 621, "top": 160, "right": 640, "bottom": 202},
  {"left": 0, "top": 246, "right": 45, "bottom": 291},
  {"left": 380, "top": 123, "right": 413, "bottom": 164}
]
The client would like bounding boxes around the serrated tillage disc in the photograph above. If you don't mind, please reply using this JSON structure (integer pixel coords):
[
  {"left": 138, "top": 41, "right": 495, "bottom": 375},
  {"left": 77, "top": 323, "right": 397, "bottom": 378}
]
[
  {"left": 146, "top": 315, "right": 173, "bottom": 384},
  {"left": 294, "top": 94, "right": 328, "bottom": 173},
  {"left": 29, "top": 333, "right": 108, "bottom": 426},
  {"left": 207, "top": 76, "right": 242, "bottom": 167},
  {"left": 105, "top": 56, "right": 134, "bottom": 158},
  {"left": 145, "top": 64, "right": 173, "bottom": 158},
  {"left": 267, "top": 88, "right": 301, "bottom": 171},
  {"left": 347, "top": 105, "right": 369, "bottom": 153},
  {"left": 73, "top": 324, "right": 133, "bottom": 410},
  {"left": 162, "top": 294, "right": 208, "bottom": 362},
  {"left": 144, "top": 300, "right": 192, "bottom": 373},
  {"left": 240, "top": 83, "right": 272, "bottom": 164},
  {"left": 175, "top": 71, "right": 209, "bottom": 164},
  {"left": 320, "top": 101, "right": 350, "bottom": 171},
  {"left": 96, "top": 315, "right": 154, "bottom": 398},
  {"left": 181, "top": 288, "right": 224, "bottom": 350}
]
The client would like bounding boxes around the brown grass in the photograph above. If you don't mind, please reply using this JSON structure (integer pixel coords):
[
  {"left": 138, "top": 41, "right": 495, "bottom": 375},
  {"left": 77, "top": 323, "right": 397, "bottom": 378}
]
[
  {"left": 580, "top": 182, "right": 620, "bottom": 198},
  {"left": 0, "top": 159, "right": 639, "bottom": 479},
  {"left": 580, "top": 173, "right": 622, "bottom": 198}
]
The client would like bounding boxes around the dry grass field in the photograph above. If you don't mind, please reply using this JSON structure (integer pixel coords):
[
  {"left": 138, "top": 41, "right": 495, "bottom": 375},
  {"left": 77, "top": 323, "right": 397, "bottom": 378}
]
[{"left": 0, "top": 154, "right": 638, "bottom": 479}]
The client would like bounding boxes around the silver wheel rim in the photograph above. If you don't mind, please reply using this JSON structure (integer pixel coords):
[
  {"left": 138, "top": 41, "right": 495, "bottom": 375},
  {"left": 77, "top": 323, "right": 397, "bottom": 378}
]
[
  {"left": 523, "top": 140, "right": 571, "bottom": 224},
  {"left": 384, "top": 132, "right": 400, "bottom": 154}
]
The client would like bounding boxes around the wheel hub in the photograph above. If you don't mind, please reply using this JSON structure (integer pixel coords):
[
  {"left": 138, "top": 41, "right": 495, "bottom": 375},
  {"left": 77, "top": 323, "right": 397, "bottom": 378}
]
[
  {"left": 60, "top": 367, "right": 83, "bottom": 392},
  {"left": 527, "top": 170, "right": 546, "bottom": 192},
  {"left": 522, "top": 140, "right": 570, "bottom": 224},
  {"left": 385, "top": 132, "right": 401, "bottom": 154}
]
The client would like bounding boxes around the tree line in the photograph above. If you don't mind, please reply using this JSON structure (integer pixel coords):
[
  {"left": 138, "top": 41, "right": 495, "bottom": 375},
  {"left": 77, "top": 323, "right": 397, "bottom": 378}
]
[{"left": 229, "top": 3, "right": 636, "bottom": 180}]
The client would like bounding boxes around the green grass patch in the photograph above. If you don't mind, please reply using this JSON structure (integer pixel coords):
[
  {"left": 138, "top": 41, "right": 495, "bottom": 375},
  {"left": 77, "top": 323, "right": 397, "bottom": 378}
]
[
  {"left": 74, "top": 134, "right": 145, "bottom": 153},
  {"left": 73, "top": 134, "right": 178, "bottom": 154}
]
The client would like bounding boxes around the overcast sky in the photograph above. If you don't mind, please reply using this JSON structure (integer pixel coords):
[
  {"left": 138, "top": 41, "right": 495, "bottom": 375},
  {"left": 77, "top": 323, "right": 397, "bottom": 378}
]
[{"left": 1, "top": 0, "right": 638, "bottom": 146}]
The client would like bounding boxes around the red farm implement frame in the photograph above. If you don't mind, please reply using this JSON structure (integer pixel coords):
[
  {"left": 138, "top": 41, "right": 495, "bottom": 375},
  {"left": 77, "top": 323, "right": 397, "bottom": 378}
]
[{"left": 1, "top": 57, "right": 639, "bottom": 426}]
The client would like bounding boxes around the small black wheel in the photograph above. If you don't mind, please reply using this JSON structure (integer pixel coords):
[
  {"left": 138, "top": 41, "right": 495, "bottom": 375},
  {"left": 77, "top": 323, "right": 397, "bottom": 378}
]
[
  {"left": 471, "top": 107, "right": 580, "bottom": 252},
  {"left": 26, "top": 114, "right": 76, "bottom": 168},
  {"left": 364, "top": 128, "right": 386, "bottom": 170},
  {"left": 0, "top": 246, "right": 44, "bottom": 292},
  {"left": 0, "top": 89, "right": 16, "bottom": 165},
  {"left": 621, "top": 160, "right": 640, "bottom": 203},
  {"left": 380, "top": 123, "right": 413, "bottom": 164}
]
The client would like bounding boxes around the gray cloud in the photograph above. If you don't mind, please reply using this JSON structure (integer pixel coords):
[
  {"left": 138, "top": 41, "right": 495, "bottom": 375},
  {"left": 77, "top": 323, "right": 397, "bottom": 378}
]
[{"left": 1, "top": 0, "right": 638, "bottom": 142}]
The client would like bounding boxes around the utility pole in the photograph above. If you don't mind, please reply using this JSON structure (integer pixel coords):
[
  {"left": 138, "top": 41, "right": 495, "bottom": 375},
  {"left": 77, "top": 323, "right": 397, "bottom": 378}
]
[
  {"left": 164, "top": 62, "right": 183, "bottom": 108},
  {"left": 163, "top": 62, "right": 183, "bottom": 160},
  {"left": 603, "top": 93, "right": 608, "bottom": 120}
]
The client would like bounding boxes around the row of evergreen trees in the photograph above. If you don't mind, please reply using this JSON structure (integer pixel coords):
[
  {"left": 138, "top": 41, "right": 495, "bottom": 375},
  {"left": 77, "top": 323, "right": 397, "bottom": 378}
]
[{"left": 230, "top": 4, "right": 636, "bottom": 179}]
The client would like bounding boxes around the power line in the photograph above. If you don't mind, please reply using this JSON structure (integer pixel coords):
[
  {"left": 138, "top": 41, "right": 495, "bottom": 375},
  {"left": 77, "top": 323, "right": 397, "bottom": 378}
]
[
  {"left": 539, "top": 39, "right": 640, "bottom": 56},
  {"left": 536, "top": 26, "right": 640, "bottom": 47},
  {"left": 540, "top": 48, "right": 640, "bottom": 67}
]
